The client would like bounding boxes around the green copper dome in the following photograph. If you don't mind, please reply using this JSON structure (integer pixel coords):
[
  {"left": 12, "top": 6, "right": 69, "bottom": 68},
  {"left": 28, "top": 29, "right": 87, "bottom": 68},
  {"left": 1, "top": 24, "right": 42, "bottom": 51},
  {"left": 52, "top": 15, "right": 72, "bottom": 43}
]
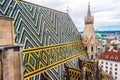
[{"left": 96, "top": 33, "right": 102, "bottom": 39}]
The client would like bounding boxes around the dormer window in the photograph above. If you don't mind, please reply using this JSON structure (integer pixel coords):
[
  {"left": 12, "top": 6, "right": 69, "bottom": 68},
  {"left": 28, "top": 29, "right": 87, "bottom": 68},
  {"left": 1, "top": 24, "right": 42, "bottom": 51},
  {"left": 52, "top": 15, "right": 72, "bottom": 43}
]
[
  {"left": 110, "top": 56, "right": 114, "bottom": 59},
  {"left": 105, "top": 55, "right": 109, "bottom": 58},
  {"left": 115, "top": 56, "right": 118, "bottom": 60}
]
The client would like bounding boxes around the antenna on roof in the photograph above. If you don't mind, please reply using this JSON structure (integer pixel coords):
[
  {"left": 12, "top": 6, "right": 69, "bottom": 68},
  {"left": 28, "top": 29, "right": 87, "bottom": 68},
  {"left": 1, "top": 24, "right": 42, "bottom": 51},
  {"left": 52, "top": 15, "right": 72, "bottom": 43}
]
[{"left": 67, "top": 6, "right": 69, "bottom": 13}]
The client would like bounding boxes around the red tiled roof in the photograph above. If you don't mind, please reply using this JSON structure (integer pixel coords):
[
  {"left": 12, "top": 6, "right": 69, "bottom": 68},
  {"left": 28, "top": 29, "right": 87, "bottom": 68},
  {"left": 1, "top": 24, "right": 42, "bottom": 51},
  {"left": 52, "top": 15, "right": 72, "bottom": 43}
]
[{"left": 99, "top": 50, "right": 120, "bottom": 62}]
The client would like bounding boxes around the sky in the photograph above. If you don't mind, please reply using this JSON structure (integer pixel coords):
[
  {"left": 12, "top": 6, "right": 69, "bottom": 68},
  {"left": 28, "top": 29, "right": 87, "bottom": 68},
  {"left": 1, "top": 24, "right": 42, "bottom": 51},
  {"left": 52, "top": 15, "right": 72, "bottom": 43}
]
[{"left": 23, "top": 0, "right": 120, "bottom": 32}]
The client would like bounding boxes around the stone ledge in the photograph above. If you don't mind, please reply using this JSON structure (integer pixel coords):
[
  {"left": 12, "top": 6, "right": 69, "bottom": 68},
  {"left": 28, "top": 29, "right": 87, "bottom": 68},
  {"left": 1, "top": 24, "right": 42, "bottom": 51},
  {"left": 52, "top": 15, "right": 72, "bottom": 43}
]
[
  {"left": 0, "top": 16, "right": 14, "bottom": 20},
  {"left": 0, "top": 44, "right": 23, "bottom": 50}
]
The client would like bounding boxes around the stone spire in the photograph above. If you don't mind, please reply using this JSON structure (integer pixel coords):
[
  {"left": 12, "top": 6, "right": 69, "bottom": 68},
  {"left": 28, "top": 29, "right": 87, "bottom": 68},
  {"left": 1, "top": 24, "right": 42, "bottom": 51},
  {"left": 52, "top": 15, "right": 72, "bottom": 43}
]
[
  {"left": 85, "top": 2, "right": 94, "bottom": 24},
  {"left": 87, "top": 2, "right": 91, "bottom": 17},
  {"left": 82, "top": 3, "right": 98, "bottom": 60}
]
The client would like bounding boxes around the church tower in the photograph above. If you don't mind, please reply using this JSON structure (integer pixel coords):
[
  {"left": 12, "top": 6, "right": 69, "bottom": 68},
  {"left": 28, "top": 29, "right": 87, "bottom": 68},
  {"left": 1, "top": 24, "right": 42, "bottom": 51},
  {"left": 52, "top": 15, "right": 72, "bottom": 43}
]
[{"left": 82, "top": 3, "right": 98, "bottom": 60}]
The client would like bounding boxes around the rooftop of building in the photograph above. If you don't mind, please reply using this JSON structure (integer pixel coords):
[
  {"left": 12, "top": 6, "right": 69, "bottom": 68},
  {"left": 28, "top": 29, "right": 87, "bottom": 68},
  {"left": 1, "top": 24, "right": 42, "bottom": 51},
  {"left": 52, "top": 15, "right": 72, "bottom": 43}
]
[
  {"left": 96, "top": 33, "right": 102, "bottom": 39},
  {"left": 99, "top": 48, "right": 120, "bottom": 62},
  {"left": 19, "top": 0, "right": 78, "bottom": 32},
  {"left": 20, "top": 0, "right": 67, "bottom": 14}
]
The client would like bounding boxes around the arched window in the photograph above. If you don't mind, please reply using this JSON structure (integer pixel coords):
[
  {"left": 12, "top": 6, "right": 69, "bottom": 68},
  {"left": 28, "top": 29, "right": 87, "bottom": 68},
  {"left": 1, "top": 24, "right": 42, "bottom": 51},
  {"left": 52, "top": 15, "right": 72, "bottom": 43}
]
[
  {"left": 91, "top": 47, "right": 93, "bottom": 52},
  {"left": 96, "top": 54, "right": 97, "bottom": 57},
  {"left": 85, "top": 47, "right": 87, "bottom": 51},
  {"left": 91, "top": 55, "right": 93, "bottom": 60},
  {"left": 115, "top": 57, "right": 118, "bottom": 60}
]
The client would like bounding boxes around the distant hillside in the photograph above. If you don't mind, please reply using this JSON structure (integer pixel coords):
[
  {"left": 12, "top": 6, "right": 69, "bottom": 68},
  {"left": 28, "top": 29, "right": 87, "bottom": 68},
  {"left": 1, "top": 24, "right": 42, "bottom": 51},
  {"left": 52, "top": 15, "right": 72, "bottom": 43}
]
[
  {"left": 97, "top": 31, "right": 120, "bottom": 34},
  {"left": 80, "top": 30, "right": 120, "bottom": 34}
]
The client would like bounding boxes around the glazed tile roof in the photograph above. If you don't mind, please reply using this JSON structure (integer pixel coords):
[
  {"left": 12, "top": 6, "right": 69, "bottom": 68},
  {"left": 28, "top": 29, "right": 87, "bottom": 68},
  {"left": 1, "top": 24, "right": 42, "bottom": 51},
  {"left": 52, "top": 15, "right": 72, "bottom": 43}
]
[{"left": 99, "top": 50, "right": 120, "bottom": 62}]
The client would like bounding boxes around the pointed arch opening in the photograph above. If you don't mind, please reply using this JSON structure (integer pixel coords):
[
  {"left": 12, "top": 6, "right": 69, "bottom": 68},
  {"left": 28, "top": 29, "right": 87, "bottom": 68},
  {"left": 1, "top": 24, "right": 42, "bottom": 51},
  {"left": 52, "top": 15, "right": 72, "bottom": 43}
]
[
  {"left": 85, "top": 47, "right": 87, "bottom": 51},
  {"left": 91, "top": 55, "right": 93, "bottom": 60},
  {"left": 91, "top": 46, "right": 93, "bottom": 52}
]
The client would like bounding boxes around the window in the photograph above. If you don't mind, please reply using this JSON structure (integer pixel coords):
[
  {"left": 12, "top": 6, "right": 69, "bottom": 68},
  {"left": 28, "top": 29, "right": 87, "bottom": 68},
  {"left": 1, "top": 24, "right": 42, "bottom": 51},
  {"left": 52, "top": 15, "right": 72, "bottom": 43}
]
[
  {"left": 115, "top": 76, "right": 117, "bottom": 79},
  {"left": 91, "top": 47, "right": 93, "bottom": 52},
  {"left": 106, "top": 66, "right": 108, "bottom": 69},
  {"left": 115, "top": 64, "right": 117, "bottom": 67},
  {"left": 115, "top": 68, "right": 117, "bottom": 71},
  {"left": 115, "top": 57, "right": 118, "bottom": 60},
  {"left": 96, "top": 54, "right": 97, "bottom": 57},
  {"left": 115, "top": 72, "right": 117, "bottom": 75},
  {"left": 101, "top": 65, "right": 103, "bottom": 68},
  {"left": 110, "top": 56, "right": 114, "bottom": 59},
  {"left": 105, "top": 55, "right": 109, "bottom": 58},
  {"left": 106, "top": 62, "right": 108, "bottom": 65},
  {"left": 110, "top": 67, "right": 112, "bottom": 70},
  {"left": 85, "top": 47, "right": 87, "bottom": 51},
  {"left": 101, "top": 61, "right": 103, "bottom": 64},
  {"left": 110, "top": 63, "right": 112, "bottom": 66},
  {"left": 91, "top": 55, "right": 93, "bottom": 60},
  {"left": 106, "top": 70, "right": 108, "bottom": 73}
]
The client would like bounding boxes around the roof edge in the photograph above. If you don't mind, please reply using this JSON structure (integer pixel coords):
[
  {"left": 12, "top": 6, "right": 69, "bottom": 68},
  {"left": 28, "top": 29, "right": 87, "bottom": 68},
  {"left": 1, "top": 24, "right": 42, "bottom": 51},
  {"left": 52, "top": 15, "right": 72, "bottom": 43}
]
[{"left": 18, "top": 0, "right": 68, "bottom": 14}]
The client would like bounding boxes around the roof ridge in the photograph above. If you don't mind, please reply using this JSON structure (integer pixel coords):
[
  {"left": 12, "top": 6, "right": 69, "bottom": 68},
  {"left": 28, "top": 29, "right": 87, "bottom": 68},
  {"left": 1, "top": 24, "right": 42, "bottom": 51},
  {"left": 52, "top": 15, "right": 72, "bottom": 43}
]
[{"left": 20, "top": 0, "right": 67, "bottom": 14}]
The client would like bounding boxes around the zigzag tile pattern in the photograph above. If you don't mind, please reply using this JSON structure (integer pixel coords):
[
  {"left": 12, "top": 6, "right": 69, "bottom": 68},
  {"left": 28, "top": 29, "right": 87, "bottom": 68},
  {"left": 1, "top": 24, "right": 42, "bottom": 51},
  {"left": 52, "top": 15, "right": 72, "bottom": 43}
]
[
  {"left": 23, "top": 41, "right": 85, "bottom": 79},
  {"left": 0, "top": 0, "right": 81, "bottom": 79}
]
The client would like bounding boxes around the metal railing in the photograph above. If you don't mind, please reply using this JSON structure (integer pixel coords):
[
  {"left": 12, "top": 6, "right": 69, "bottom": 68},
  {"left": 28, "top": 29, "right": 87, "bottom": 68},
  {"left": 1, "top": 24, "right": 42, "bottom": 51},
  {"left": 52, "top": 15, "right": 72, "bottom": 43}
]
[{"left": 23, "top": 40, "right": 86, "bottom": 79}]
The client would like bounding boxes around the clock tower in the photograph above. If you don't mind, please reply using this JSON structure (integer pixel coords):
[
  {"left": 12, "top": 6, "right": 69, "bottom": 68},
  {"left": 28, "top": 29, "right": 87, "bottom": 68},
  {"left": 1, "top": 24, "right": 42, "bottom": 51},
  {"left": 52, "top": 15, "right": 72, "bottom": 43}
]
[{"left": 82, "top": 3, "right": 98, "bottom": 60}]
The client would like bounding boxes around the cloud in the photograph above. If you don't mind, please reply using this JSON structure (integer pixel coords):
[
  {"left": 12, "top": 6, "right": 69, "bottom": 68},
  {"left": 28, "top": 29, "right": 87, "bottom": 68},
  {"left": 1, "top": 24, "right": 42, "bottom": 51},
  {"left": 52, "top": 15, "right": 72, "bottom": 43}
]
[{"left": 23, "top": 0, "right": 120, "bottom": 31}]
